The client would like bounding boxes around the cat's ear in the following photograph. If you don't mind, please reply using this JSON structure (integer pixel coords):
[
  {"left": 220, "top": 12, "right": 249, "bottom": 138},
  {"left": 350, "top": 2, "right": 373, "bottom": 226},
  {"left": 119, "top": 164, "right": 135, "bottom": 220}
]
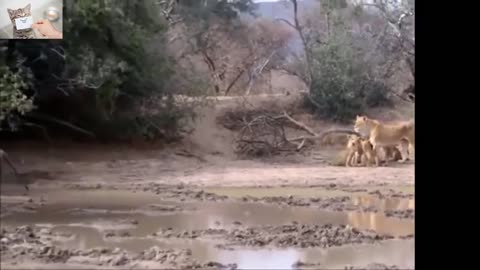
[
  {"left": 7, "top": 8, "right": 15, "bottom": 17},
  {"left": 24, "top": 4, "right": 31, "bottom": 12}
]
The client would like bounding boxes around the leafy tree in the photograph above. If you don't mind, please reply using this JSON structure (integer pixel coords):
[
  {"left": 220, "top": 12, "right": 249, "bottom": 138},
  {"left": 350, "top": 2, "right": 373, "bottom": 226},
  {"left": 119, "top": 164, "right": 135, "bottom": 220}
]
[
  {"left": 1, "top": 0, "right": 183, "bottom": 141},
  {"left": 0, "top": 66, "right": 34, "bottom": 131},
  {"left": 277, "top": 0, "right": 395, "bottom": 122},
  {"left": 166, "top": 0, "right": 257, "bottom": 95}
]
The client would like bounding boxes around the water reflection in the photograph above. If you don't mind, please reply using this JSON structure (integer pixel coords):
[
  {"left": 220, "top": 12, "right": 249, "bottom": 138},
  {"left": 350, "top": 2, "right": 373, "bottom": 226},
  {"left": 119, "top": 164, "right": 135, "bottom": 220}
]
[
  {"left": 213, "top": 240, "right": 414, "bottom": 270},
  {"left": 351, "top": 195, "right": 414, "bottom": 211},
  {"left": 347, "top": 211, "right": 413, "bottom": 236},
  {"left": 1, "top": 189, "right": 414, "bottom": 269},
  {"left": 2, "top": 194, "right": 414, "bottom": 238},
  {"left": 217, "top": 249, "right": 302, "bottom": 269}
]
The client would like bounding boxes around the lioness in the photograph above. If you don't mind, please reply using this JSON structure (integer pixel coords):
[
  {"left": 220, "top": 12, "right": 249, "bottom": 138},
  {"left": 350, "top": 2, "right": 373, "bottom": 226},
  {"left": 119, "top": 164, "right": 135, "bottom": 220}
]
[{"left": 354, "top": 115, "right": 414, "bottom": 166}]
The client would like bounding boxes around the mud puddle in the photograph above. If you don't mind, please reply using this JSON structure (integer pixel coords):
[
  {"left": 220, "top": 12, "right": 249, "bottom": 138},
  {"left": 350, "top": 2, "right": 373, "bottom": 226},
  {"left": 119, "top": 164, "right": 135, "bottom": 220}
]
[
  {"left": 206, "top": 186, "right": 414, "bottom": 218},
  {"left": 206, "top": 186, "right": 359, "bottom": 198},
  {"left": 2, "top": 189, "right": 413, "bottom": 236},
  {"left": 206, "top": 186, "right": 414, "bottom": 200},
  {"left": 214, "top": 239, "right": 414, "bottom": 269},
  {"left": 1, "top": 188, "right": 413, "bottom": 269}
]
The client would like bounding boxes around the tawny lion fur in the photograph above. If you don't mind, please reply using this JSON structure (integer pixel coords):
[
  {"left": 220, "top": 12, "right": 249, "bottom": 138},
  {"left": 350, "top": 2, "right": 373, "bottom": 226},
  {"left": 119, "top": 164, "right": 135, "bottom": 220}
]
[
  {"left": 344, "top": 135, "right": 378, "bottom": 167},
  {"left": 345, "top": 135, "right": 363, "bottom": 167},
  {"left": 354, "top": 115, "right": 414, "bottom": 166}
]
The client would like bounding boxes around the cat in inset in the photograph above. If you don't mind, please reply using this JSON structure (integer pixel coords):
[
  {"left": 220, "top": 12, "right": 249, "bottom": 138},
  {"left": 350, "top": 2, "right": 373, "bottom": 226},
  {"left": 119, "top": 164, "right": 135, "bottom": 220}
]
[{"left": 7, "top": 4, "right": 36, "bottom": 39}]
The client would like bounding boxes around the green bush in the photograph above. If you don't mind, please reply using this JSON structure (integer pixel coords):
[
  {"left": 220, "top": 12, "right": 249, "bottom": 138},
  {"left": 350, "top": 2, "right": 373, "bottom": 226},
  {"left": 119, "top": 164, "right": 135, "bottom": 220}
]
[
  {"left": 0, "top": 66, "right": 34, "bottom": 131},
  {"left": 0, "top": 0, "right": 188, "bottom": 141},
  {"left": 306, "top": 10, "right": 390, "bottom": 122},
  {"left": 1, "top": 0, "right": 256, "bottom": 141}
]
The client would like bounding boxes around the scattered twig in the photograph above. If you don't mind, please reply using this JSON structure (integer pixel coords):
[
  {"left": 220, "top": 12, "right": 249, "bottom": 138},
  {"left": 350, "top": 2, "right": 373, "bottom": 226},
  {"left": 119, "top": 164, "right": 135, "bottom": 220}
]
[
  {"left": 296, "top": 138, "right": 306, "bottom": 151},
  {"left": 22, "top": 122, "right": 52, "bottom": 144},
  {"left": 26, "top": 112, "right": 95, "bottom": 138},
  {"left": 175, "top": 150, "right": 207, "bottom": 163}
]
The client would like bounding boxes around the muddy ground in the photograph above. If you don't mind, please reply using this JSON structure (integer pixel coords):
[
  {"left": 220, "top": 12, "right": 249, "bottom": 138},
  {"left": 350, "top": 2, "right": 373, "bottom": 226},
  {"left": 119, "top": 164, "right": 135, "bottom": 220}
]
[
  {"left": 0, "top": 147, "right": 414, "bottom": 269},
  {"left": 1, "top": 96, "right": 414, "bottom": 269}
]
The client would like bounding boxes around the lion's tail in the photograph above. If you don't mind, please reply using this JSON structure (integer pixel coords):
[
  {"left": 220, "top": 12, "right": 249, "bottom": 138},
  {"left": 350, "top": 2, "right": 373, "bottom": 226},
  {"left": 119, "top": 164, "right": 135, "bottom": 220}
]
[{"left": 319, "top": 129, "right": 365, "bottom": 140}]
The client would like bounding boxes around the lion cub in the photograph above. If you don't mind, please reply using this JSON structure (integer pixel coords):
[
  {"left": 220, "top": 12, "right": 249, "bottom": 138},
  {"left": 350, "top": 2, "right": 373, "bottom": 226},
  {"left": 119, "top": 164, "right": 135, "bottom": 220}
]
[
  {"left": 383, "top": 141, "right": 407, "bottom": 162},
  {"left": 345, "top": 135, "right": 363, "bottom": 167},
  {"left": 345, "top": 135, "right": 376, "bottom": 167},
  {"left": 345, "top": 136, "right": 406, "bottom": 167}
]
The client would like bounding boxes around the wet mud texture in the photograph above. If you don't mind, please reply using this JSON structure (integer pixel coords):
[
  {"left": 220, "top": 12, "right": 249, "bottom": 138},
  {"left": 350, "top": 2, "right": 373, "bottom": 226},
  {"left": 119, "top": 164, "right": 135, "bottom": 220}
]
[
  {"left": 66, "top": 182, "right": 230, "bottom": 202},
  {"left": 291, "top": 261, "right": 399, "bottom": 270},
  {"left": 344, "top": 263, "right": 400, "bottom": 270},
  {"left": 116, "top": 183, "right": 415, "bottom": 219},
  {"left": 239, "top": 195, "right": 414, "bottom": 220},
  {"left": 153, "top": 223, "right": 394, "bottom": 249},
  {"left": 385, "top": 209, "right": 414, "bottom": 219},
  {"left": 2, "top": 182, "right": 414, "bottom": 221},
  {"left": 0, "top": 226, "right": 237, "bottom": 270}
]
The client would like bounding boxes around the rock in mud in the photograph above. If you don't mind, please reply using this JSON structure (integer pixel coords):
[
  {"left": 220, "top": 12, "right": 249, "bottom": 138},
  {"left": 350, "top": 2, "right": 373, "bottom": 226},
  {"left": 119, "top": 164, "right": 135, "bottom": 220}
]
[
  {"left": 238, "top": 193, "right": 414, "bottom": 220},
  {"left": 147, "top": 204, "right": 182, "bottom": 212},
  {"left": 183, "top": 261, "right": 238, "bottom": 270},
  {"left": 345, "top": 263, "right": 399, "bottom": 270},
  {"left": 292, "top": 260, "right": 322, "bottom": 269},
  {"left": 154, "top": 223, "right": 393, "bottom": 249},
  {"left": 104, "top": 230, "right": 131, "bottom": 238},
  {"left": 138, "top": 246, "right": 192, "bottom": 264},
  {"left": 138, "top": 183, "right": 229, "bottom": 202},
  {"left": 368, "top": 190, "right": 385, "bottom": 198},
  {"left": 0, "top": 226, "right": 77, "bottom": 263},
  {"left": 155, "top": 228, "right": 227, "bottom": 239},
  {"left": 119, "top": 218, "right": 139, "bottom": 225},
  {"left": 240, "top": 195, "right": 355, "bottom": 212},
  {"left": 399, "top": 234, "right": 414, "bottom": 239},
  {"left": 1, "top": 226, "right": 236, "bottom": 269},
  {"left": 111, "top": 252, "right": 130, "bottom": 266},
  {"left": 385, "top": 209, "right": 414, "bottom": 219}
]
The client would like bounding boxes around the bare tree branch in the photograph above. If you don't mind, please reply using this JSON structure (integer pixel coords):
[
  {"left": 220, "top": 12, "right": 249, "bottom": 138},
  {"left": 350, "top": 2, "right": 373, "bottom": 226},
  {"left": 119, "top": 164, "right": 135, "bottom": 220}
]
[
  {"left": 281, "top": 111, "right": 317, "bottom": 136},
  {"left": 245, "top": 50, "right": 277, "bottom": 96},
  {"left": 275, "top": 0, "right": 314, "bottom": 89}
]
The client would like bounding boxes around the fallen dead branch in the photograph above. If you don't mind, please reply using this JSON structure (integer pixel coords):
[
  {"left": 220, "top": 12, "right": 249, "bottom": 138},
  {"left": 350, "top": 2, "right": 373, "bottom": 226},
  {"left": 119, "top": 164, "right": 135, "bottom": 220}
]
[
  {"left": 0, "top": 149, "right": 29, "bottom": 191},
  {"left": 219, "top": 108, "right": 357, "bottom": 157},
  {"left": 174, "top": 149, "right": 207, "bottom": 163},
  {"left": 296, "top": 138, "right": 306, "bottom": 151},
  {"left": 235, "top": 113, "right": 292, "bottom": 157},
  {"left": 218, "top": 107, "right": 365, "bottom": 157},
  {"left": 281, "top": 111, "right": 317, "bottom": 136}
]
